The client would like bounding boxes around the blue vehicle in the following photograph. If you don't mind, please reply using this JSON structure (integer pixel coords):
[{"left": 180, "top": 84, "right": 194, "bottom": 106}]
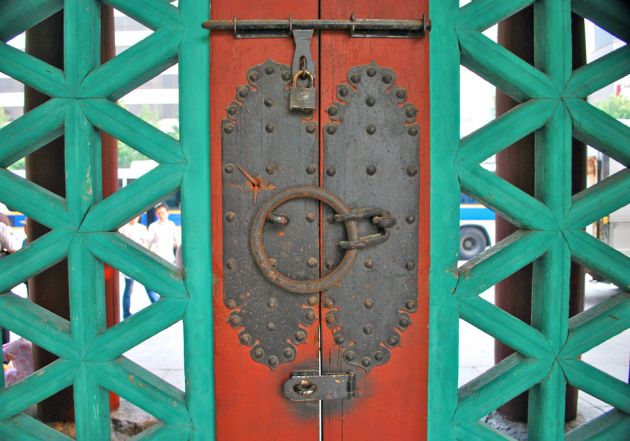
[{"left": 459, "top": 193, "right": 495, "bottom": 260}]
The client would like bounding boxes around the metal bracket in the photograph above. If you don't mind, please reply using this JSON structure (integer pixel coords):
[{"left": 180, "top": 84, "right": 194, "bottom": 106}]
[
  {"left": 292, "top": 29, "right": 316, "bottom": 80},
  {"left": 283, "top": 371, "right": 356, "bottom": 402}
]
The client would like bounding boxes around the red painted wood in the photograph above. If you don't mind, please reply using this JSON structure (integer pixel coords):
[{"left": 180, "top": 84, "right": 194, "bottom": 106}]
[
  {"left": 210, "top": 2, "right": 320, "bottom": 441},
  {"left": 318, "top": 1, "right": 430, "bottom": 440}
]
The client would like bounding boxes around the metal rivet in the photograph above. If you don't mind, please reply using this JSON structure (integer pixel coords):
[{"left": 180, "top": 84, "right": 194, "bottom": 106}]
[
  {"left": 366, "top": 96, "right": 376, "bottom": 107},
  {"left": 265, "top": 124, "right": 274, "bottom": 133},
  {"left": 267, "top": 321, "right": 276, "bottom": 331},
  {"left": 281, "top": 71, "right": 291, "bottom": 81},
  {"left": 366, "top": 125, "right": 376, "bottom": 135},
  {"left": 406, "top": 107, "right": 416, "bottom": 118},
  {"left": 326, "top": 313, "right": 336, "bottom": 325},
  {"left": 229, "top": 313, "right": 241, "bottom": 326},
  {"left": 344, "top": 351, "right": 356, "bottom": 361},
  {"left": 405, "top": 260, "right": 416, "bottom": 270},
  {"left": 306, "top": 164, "right": 317, "bottom": 174},
  {"left": 267, "top": 297, "right": 278, "bottom": 309},
  {"left": 306, "top": 212, "right": 316, "bottom": 222},
  {"left": 283, "top": 347, "right": 295, "bottom": 359},
  {"left": 306, "top": 310, "right": 317, "bottom": 322},
  {"left": 225, "top": 211, "right": 236, "bottom": 222},
  {"left": 240, "top": 333, "right": 252, "bottom": 345},
  {"left": 226, "top": 259, "right": 237, "bottom": 270},
  {"left": 367, "top": 67, "right": 377, "bottom": 77},
  {"left": 307, "top": 295, "right": 318, "bottom": 306},
  {"left": 265, "top": 66, "right": 275, "bottom": 75},
  {"left": 350, "top": 73, "right": 361, "bottom": 83},
  {"left": 324, "top": 297, "right": 334, "bottom": 308},
  {"left": 225, "top": 298, "right": 237, "bottom": 309},
  {"left": 406, "top": 215, "right": 416, "bottom": 224},
  {"left": 249, "top": 71, "right": 259, "bottom": 82},
  {"left": 326, "top": 166, "right": 336, "bottom": 176},
  {"left": 399, "top": 317, "right": 411, "bottom": 328},
  {"left": 387, "top": 336, "right": 399, "bottom": 346},
  {"left": 339, "top": 86, "right": 349, "bottom": 97},
  {"left": 364, "top": 258, "right": 374, "bottom": 269},
  {"left": 326, "top": 125, "right": 337, "bottom": 135},
  {"left": 361, "top": 357, "right": 372, "bottom": 367},
  {"left": 328, "top": 106, "right": 338, "bottom": 116},
  {"left": 306, "top": 123, "right": 317, "bottom": 134},
  {"left": 325, "top": 259, "right": 335, "bottom": 270},
  {"left": 405, "top": 300, "right": 417, "bottom": 310},
  {"left": 406, "top": 166, "right": 418, "bottom": 177},
  {"left": 374, "top": 351, "right": 384, "bottom": 361},
  {"left": 224, "top": 164, "right": 235, "bottom": 174},
  {"left": 264, "top": 98, "right": 273, "bottom": 107},
  {"left": 334, "top": 333, "right": 346, "bottom": 344},
  {"left": 266, "top": 164, "right": 276, "bottom": 175},
  {"left": 363, "top": 325, "right": 373, "bottom": 335},
  {"left": 223, "top": 124, "right": 234, "bottom": 134},
  {"left": 295, "top": 330, "right": 306, "bottom": 342},
  {"left": 396, "top": 89, "right": 406, "bottom": 99},
  {"left": 227, "top": 105, "right": 238, "bottom": 115},
  {"left": 366, "top": 165, "right": 376, "bottom": 176},
  {"left": 307, "top": 257, "right": 318, "bottom": 268},
  {"left": 408, "top": 126, "right": 419, "bottom": 136},
  {"left": 364, "top": 298, "right": 374, "bottom": 309},
  {"left": 268, "top": 355, "right": 279, "bottom": 366},
  {"left": 253, "top": 347, "right": 264, "bottom": 358},
  {"left": 238, "top": 86, "right": 249, "bottom": 98},
  {"left": 382, "top": 73, "right": 393, "bottom": 84}
]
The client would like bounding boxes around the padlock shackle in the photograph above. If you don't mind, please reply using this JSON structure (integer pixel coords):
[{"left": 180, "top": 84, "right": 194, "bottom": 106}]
[{"left": 292, "top": 69, "right": 314, "bottom": 87}]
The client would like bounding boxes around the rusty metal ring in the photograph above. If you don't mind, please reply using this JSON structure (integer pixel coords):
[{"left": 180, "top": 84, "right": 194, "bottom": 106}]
[{"left": 249, "top": 185, "right": 360, "bottom": 294}]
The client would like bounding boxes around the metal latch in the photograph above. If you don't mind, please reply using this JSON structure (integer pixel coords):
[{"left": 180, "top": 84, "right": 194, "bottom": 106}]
[
  {"left": 202, "top": 14, "right": 431, "bottom": 38},
  {"left": 283, "top": 371, "right": 356, "bottom": 402}
]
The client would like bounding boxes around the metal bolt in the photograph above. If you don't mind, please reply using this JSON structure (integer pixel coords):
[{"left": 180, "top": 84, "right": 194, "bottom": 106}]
[
  {"left": 405, "top": 260, "right": 416, "bottom": 271},
  {"left": 324, "top": 297, "right": 334, "bottom": 308},
  {"left": 268, "top": 355, "right": 279, "bottom": 367},
  {"left": 344, "top": 351, "right": 356, "bottom": 361},
  {"left": 396, "top": 89, "right": 406, "bottom": 99},
  {"left": 225, "top": 211, "right": 236, "bottom": 222},
  {"left": 264, "top": 98, "right": 273, "bottom": 107},
  {"left": 366, "top": 125, "right": 376, "bottom": 135},
  {"left": 249, "top": 71, "right": 259, "bottom": 82},
  {"left": 366, "top": 165, "right": 376, "bottom": 176},
  {"left": 224, "top": 163, "right": 235, "bottom": 174},
  {"left": 223, "top": 124, "right": 234, "bottom": 134},
  {"left": 306, "top": 164, "right": 317, "bottom": 174},
  {"left": 363, "top": 325, "right": 373, "bottom": 335},
  {"left": 406, "top": 300, "right": 417, "bottom": 310},
  {"left": 265, "top": 124, "right": 274, "bottom": 133},
  {"left": 281, "top": 71, "right": 291, "bottom": 81},
  {"left": 264, "top": 65, "right": 275, "bottom": 75},
  {"left": 226, "top": 259, "right": 237, "bottom": 270},
  {"left": 406, "top": 165, "right": 418, "bottom": 177},
  {"left": 367, "top": 67, "right": 377, "bottom": 77},
  {"left": 406, "top": 215, "right": 416, "bottom": 224},
  {"left": 307, "top": 257, "right": 318, "bottom": 268},
  {"left": 306, "top": 123, "right": 317, "bottom": 134},
  {"left": 366, "top": 96, "right": 376, "bottom": 107},
  {"left": 326, "top": 125, "right": 337, "bottom": 135},
  {"left": 238, "top": 86, "right": 249, "bottom": 98},
  {"left": 374, "top": 351, "right": 384, "bottom": 361},
  {"left": 328, "top": 106, "right": 338, "bottom": 116},
  {"left": 305, "top": 212, "right": 316, "bottom": 222},
  {"left": 240, "top": 333, "right": 252, "bottom": 345},
  {"left": 387, "top": 336, "right": 399, "bottom": 346},
  {"left": 408, "top": 126, "right": 419, "bottom": 136},
  {"left": 382, "top": 73, "right": 393, "bottom": 83},
  {"left": 399, "top": 317, "right": 411, "bottom": 328},
  {"left": 227, "top": 105, "right": 238, "bottom": 115},
  {"left": 283, "top": 347, "right": 295, "bottom": 359},
  {"left": 361, "top": 357, "right": 372, "bottom": 367},
  {"left": 295, "top": 330, "right": 306, "bottom": 342},
  {"left": 326, "top": 166, "right": 336, "bottom": 176},
  {"left": 267, "top": 297, "right": 278, "bottom": 309},
  {"left": 364, "top": 298, "right": 375, "bottom": 309},
  {"left": 225, "top": 298, "right": 237, "bottom": 309},
  {"left": 334, "top": 333, "right": 346, "bottom": 344},
  {"left": 406, "top": 107, "right": 416, "bottom": 118},
  {"left": 364, "top": 258, "right": 374, "bottom": 269},
  {"left": 229, "top": 313, "right": 242, "bottom": 326},
  {"left": 325, "top": 259, "right": 335, "bottom": 270},
  {"left": 267, "top": 321, "right": 276, "bottom": 331},
  {"left": 339, "top": 86, "right": 349, "bottom": 97},
  {"left": 326, "top": 313, "right": 336, "bottom": 325},
  {"left": 307, "top": 295, "right": 318, "bottom": 306},
  {"left": 350, "top": 73, "right": 361, "bottom": 83},
  {"left": 266, "top": 164, "right": 276, "bottom": 175},
  {"left": 253, "top": 347, "right": 264, "bottom": 358},
  {"left": 306, "top": 310, "right": 317, "bottom": 322}
]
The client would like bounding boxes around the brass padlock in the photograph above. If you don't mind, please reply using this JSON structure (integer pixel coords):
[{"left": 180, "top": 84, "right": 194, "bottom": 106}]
[{"left": 289, "top": 70, "right": 316, "bottom": 112}]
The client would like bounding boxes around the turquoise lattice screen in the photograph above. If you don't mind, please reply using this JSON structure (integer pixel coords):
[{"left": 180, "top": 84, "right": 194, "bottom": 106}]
[
  {"left": 429, "top": 0, "right": 630, "bottom": 440},
  {"left": 0, "top": 1, "right": 214, "bottom": 440}
]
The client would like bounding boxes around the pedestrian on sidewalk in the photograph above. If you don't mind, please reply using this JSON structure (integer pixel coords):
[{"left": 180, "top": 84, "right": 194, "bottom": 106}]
[{"left": 147, "top": 203, "right": 180, "bottom": 265}]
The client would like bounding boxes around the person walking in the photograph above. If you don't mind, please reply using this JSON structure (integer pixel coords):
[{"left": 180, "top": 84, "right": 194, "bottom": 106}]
[
  {"left": 147, "top": 203, "right": 180, "bottom": 264},
  {"left": 1, "top": 213, "right": 21, "bottom": 348},
  {"left": 119, "top": 216, "right": 159, "bottom": 319}
]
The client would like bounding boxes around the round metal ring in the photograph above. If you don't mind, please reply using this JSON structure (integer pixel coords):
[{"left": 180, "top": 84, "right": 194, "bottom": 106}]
[{"left": 249, "top": 185, "right": 360, "bottom": 294}]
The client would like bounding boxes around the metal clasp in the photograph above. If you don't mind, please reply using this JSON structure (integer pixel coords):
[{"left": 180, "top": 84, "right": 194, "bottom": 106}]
[
  {"left": 334, "top": 208, "right": 396, "bottom": 250},
  {"left": 283, "top": 371, "right": 356, "bottom": 402}
]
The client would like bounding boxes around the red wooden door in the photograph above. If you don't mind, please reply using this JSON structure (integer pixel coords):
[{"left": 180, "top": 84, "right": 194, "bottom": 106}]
[{"left": 211, "top": 1, "right": 429, "bottom": 440}]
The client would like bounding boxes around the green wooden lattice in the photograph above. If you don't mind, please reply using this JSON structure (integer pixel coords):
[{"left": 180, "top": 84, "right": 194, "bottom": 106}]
[
  {"left": 0, "top": 1, "right": 214, "bottom": 440},
  {"left": 429, "top": 1, "right": 630, "bottom": 440}
]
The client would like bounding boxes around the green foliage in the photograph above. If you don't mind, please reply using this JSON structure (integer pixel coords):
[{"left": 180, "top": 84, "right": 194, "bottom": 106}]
[
  {"left": 169, "top": 122, "right": 180, "bottom": 140},
  {"left": 594, "top": 95, "right": 630, "bottom": 119}
]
